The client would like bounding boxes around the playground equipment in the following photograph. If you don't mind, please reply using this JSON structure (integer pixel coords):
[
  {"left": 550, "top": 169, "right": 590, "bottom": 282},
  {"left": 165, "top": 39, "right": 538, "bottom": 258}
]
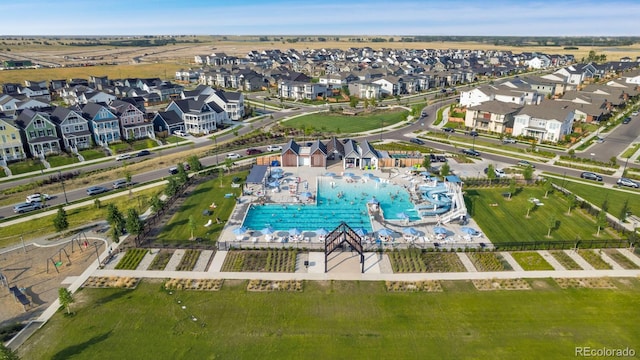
[{"left": 46, "top": 248, "right": 71, "bottom": 274}]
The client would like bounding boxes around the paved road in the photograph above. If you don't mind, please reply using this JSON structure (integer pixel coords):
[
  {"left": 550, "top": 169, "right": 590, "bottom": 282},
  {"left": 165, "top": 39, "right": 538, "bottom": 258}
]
[{"left": 587, "top": 112, "right": 640, "bottom": 163}]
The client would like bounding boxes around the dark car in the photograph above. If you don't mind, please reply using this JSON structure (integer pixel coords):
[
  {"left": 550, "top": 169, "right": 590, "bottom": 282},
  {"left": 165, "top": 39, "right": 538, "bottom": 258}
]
[
  {"left": 617, "top": 177, "right": 639, "bottom": 188},
  {"left": 622, "top": 117, "right": 631, "bottom": 124},
  {"left": 461, "top": 149, "right": 480, "bottom": 156},
  {"left": 443, "top": 127, "right": 455, "bottom": 133},
  {"left": 469, "top": 130, "right": 479, "bottom": 137},
  {"left": 410, "top": 138, "right": 425, "bottom": 145},
  {"left": 517, "top": 160, "right": 535, "bottom": 168},
  {"left": 436, "top": 155, "right": 447, "bottom": 162},
  {"left": 86, "top": 186, "right": 109, "bottom": 196},
  {"left": 429, "top": 154, "right": 437, "bottom": 163},
  {"left": 136, "top": 150, "right": 151, "bottom": 157},
  {"left": 246, "top": 148, "right": 263, "bottom": 155},
  {"left": 581, "top": 172, "right": 603, "bottom": 181}
]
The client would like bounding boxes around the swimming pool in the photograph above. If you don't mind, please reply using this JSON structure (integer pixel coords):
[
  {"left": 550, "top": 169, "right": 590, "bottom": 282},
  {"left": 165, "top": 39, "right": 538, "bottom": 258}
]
[{"left": 242, "top": 176, "right": 419, "bottom": 231}]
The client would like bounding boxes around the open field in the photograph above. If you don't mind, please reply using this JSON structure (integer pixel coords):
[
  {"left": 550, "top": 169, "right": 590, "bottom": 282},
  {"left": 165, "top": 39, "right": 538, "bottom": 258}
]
[
  {"left": 18, "top": 279, "right": 640, "bottom": 359},
  {"left": 283, "top": 109, "right": 408, "bottom": 134},
  {"left": 464, "top": 186, "right": 621, "bottom": 243}
]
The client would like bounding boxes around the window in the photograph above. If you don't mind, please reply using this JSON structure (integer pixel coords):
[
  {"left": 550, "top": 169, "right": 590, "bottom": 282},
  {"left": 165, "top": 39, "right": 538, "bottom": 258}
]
[{"left": 11, "top": 134, "right": 16, "bottom": 140}]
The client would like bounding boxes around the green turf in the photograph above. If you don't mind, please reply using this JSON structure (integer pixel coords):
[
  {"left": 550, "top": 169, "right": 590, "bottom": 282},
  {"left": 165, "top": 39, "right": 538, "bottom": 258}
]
[
  {"left": 7, "top": 159, "right": 45, "bottom": 175},
  {"left": 156, "top": 172, "right": 247, "bottom": 244},
  {"left": 464, "top": 187, "right": 619, "bottom": 243},
  {"left": 79, "top": 148, "right": 106, "bottom": 161},
  {"left": 47, "top": 154, "right": 79, "bottom": 168},
  {"left": 511, "top": 251, "right": 554, "bottom": 270},
  {"left": 19, "top": 279, "right": 640, "bottom": 360},
  {"left": 283, "top": 110, "right": 407, "bottom": 134}
]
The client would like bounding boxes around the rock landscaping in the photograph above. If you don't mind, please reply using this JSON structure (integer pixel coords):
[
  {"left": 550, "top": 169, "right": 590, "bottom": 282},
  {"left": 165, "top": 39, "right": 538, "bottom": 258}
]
[
  {"left": 164, "top": 278, "right": 223, "bottom": 291},
  {"left": 554, "top": 278, "right": 617, "bottom": 289},
  {"left": 83, "top": 276, "right": 140, "bottom": 289},
  {"left": 472, "top": 278, "right": 531, "bottom": 291},
  {"left": 385, "top": 280, "right": 443, "bottom": 292},
  {"left": 246, "top": 280, "right": 303, "bottom": 292}
]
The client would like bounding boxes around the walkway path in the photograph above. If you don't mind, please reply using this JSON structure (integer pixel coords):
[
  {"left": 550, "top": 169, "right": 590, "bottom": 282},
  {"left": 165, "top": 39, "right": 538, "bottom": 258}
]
[
  {"left": 456, "top": 253, "right": 477, "bottom": 272},
  {"left": 538, "top": 250, "right": 566, "bottom": 271},
  {"left": 500, "top": 252, "right": 524, "bottom": 271},
  {"left": 564, "top": 249, "right": 594, "bottom": 270},
  {"left": 617, "top": 249, "right": 640, "bottom": 267}
]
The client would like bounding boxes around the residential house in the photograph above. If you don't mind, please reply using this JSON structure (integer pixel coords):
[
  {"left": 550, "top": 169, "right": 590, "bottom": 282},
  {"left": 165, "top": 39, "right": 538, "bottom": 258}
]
[
  {"left": 465, "top": 100, "right": 521, "bottom": 134},
  {"left": 342, "top": 139, "right": 379, "bottom": 169},
  {"left": 50, "top": 106, "right": 92, "bottom": 151},
  {"left": 152, "top": 110, "right": 185, "bottom": 136},
  {"left": 204, "top": 89, "right": 244, "bottom": 120},
  {"left": 0, "top": 118, "right": 26, "bottom": 162},
  {"left": 512, "top": 101, "right": 575, "bottom": 143},
  {"left": 348, "top": 82, "right": 382, "bottom": 99},
  {"left": 16, "top": 109, "right": 62, "bottom": 157},
  {"left": 165, "top": 98, "right": 226, "bottom": 135},
  {"left": 82, "top": 102, "right": 122, "bottom": 146},
  {"left": 109, "top": 99, "right": 154, "bottom": 140},
  {"left": 373, "top": 76, "right": 403, "bottom": 96},
  {"left": 278, "top": 81, "right": 327, "bottom": 100}
]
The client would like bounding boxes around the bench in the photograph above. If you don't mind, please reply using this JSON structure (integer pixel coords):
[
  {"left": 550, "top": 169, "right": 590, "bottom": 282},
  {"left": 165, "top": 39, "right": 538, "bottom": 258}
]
[{"left": 9, "top": 286, "right": 31, "bottom": 311}]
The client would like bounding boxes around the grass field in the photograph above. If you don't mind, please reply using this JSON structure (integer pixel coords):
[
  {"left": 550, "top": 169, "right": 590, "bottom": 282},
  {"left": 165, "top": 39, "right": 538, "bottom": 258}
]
[
  {"left": 19, "top": 279, "right": 640, "bottom": 359},
  {"left": 78, "top": 148, "right": 106, "bottom": 161},
  {"left": 283, "top": 110, "right": 408, "bottom": 134},
  {"left": 156, "top": 172, "right": 247, "bottom": 244},
  {"left": 511, "top": 251, "right": 555, "bottom": 271},
  {"left": 464, "top": 186, "right": 620, "bottom": 243}
]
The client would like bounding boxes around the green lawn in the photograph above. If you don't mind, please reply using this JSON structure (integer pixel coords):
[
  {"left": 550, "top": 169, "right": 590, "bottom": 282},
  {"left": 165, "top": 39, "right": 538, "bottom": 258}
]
[
  {"left": 464, "top": 186, "right": 620, "bottom": 244},
  {"left": 79, "top": 148, "right": 106, "bottom": 161},
  {"left": 7, "top": 159, "right": 45, "bottom": 175},
  {"left": 511, "top": 251, "right": 554, "bottom": 270},
  {"left": 283, "top": 110, "right": 408, "bottom": 133},
  {"left": 47, "top": 154, "right": 79, "bottom": 168},
  {"left": 548, "top": 178, "right": 640, "bottom": 220},
  {"left": 156, "top": 172, "right": 248, "bottom": 244},
  {"left": 20, "top": 279, "right": 640, "bottom": 360}
]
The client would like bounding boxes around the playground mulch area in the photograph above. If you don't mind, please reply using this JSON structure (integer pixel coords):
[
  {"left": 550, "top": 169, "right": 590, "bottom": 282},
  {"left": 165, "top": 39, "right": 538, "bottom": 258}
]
[{"left": 0, "top": 240, "right": 105, "bottom": 327}]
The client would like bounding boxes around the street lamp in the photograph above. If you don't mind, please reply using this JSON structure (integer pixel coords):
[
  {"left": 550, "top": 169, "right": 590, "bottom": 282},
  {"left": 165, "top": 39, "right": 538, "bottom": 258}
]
[
  {"left": 58, "top": 170, "right": 68, "bottom": 204},
  {"left": 472, "top": 135, "right": 476, "bottom": 150},
  {"left": 623, "top": 156, "right": 630, "bottom": 175},
  {"left": 380, "top": 118, "right": 384, "bottom": 142},
  {"left": 214, "top": 136, "right": 219, "bottom": 165}
]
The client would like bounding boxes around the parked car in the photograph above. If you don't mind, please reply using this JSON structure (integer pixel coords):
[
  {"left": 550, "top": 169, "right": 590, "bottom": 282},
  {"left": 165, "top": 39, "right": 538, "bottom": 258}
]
[
  {"left": 410, "top": 138, "right": 425, "bottom": 145},
  {"left": 86, "top": 186, "right": 109, "bottom": 196},
  {"left": 468, "top": 130, "right": 479, "bottom": 137},
  {"left": 246, "top": 148, "right": 263, "bottom": 155},
  {"left": 443, "top": 127, "right": 455, "bottom": 133},
  {"left": 112, "top": 179, "right": 131, "bottom": 189},
  {"left": 226, "top": 153, "right": 241, "bottom": 160},
  {"left": 632, "top": 111, "right": 639, "bottom": 117},
  {"left": 266, "top": 145, "right": 282, "bottom": 152},
  {"left": 115, "top": 153, "right": 131, "bottom": 161},
  {"left": 168, "top": 167, "right": 178, "bottom": 175},
  {"left": 461, "top": 148, "right": 480, "bottom": 156},
  {"left": 13, "top": 202, "right": 42, "bottom": 213},
  {"left": 581, "top": 172, "right": 603, "bottom": 181},
  {"left": 516, "top": 160, "right": 535, "bottom": 168},
  {"left": 136, "top": 150, "right": 151, "bottom": 157},
  {"left": 436, "top": 155, "right": 447, "bottom": 162},
  {"left": 421, "top": 111, "right": 428, "bottom": 117},
  {"left": 502, "top": 138, "right": 517, "bottom": 144},
  {"left": 173, "top": 130, "right": 187, "bottom": 136},
  {"left": 595, "top": 137, "right": 605, "bottom": 143},
  {"left": 617, "top": 177, "right": 639, "bottom": 188},
  {"left": 622, "top": 117, "right": 631, "bottom": 124},
  {"left": 494, "top": 168, "right": 507, "bottom": 178},
  {"left": 26, "top": 193, "right": 50, "bottom": 203}
]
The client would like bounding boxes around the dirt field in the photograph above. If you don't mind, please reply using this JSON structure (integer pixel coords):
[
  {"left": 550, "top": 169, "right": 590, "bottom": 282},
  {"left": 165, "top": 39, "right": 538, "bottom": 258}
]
[{"left": 0, "top": 237, "right": 106, "bottom": 328}]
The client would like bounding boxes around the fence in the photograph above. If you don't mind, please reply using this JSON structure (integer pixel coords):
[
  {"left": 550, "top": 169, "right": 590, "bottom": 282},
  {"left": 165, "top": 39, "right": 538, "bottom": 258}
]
[{"left": 493, "top": 239, "right": 633, "bottom": 251}]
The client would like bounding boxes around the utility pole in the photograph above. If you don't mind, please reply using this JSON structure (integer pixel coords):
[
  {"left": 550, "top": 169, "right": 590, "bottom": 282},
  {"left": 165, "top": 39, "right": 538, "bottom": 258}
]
[{"left": 59, "top": 170, "right": 68, "bottom": 204}]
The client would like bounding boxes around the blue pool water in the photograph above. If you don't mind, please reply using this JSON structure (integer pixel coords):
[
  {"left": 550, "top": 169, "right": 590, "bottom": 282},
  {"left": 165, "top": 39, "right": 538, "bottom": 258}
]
[{"left": 242, "top": 176, "right": 420, "bottom": 231}]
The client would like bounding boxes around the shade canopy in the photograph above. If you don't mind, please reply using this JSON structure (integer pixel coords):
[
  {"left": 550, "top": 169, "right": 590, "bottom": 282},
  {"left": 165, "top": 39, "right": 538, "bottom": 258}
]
[
  {"left": 324, "top": 172, "right": 336, "bottom": 177},
  {"left": 288, "top": 228, "right": 302, "bottom": 236},
  {"left": 261, "top": 226, "right": 275, "bottom": 235},
  {"left": 268, "top": 180, "right": 280, "bottom": 187},
  {"left": 300, "top": 192, "right": 312, "bottom": 198},
  {"left": 396, "top": 212, "right": 409, "bottom": 220},
  {"left": 377, "top": 228, "right": 395, "bottom": 236},
  {"left": 315, "top": 228, "right": 329, "bottom": 236},
  {"left": 403, "top": 227, "right": 419, "bottom": 236},
  {"left": 343, "top": 172, "right": 355, "bottom": 178},
  {"left": 233, "top": 226, "right": 248, "bottom": 235},
  {"left": 461, "top": 227, "right": 479, "bottom": 235},
  {"left": 354, "top": 228, "right": 368, "bottom": 237},
  {"left": 271, "top": 172, "right": 283, "bottom": 179},
  {"left": 433, "top": 226, "right": 447, "bottom": 235}
]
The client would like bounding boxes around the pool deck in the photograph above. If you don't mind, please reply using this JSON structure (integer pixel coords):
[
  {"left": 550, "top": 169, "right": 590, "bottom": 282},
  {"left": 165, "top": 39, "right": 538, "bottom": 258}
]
[{"left": 220, "top": 165, "right": 490, "bottom": 250}]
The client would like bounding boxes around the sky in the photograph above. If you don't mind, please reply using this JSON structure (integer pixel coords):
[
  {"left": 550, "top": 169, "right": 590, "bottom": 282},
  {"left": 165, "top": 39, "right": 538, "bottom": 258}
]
[{"left": 0, "top": 0, "right": 638, "bottom": 36}]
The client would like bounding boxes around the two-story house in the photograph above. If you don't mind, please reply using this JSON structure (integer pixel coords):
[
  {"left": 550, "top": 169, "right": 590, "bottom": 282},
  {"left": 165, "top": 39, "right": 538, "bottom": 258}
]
[
  {"left": 165, "top": 98, "right": 226, "bottom": 135},
  {"left": 278, "top": 81, "right": 327, "bottom": 100},
  {"left": 204, "top": 90, "right": 244, "bottom": 120},
  {"left": 50, "top": 106, "right": 92, "bottom": 151},
  {"left": 0, "top": 118, "right": 26, "bottom": 162},
  {"left": 512, "top": 101, "right": 575, "bottom": 143},
  {"left": 16, "top": 109, "right": 61, "bottom": 158},
  {"left": 464, "top": 100, "right": 521, "bottom": 134},
  {"left": 109, "top": 99, "right": 154, "bottom": 140},
  {"left": 82, "top": 102, "right": 122, "bottom": 146}
]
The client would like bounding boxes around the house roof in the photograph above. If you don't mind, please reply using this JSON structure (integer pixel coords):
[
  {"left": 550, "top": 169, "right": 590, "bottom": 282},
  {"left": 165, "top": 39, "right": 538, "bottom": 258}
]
[
  {"left": 283, "top": 139, "right": 300, "bottom": 154},
  {"left": 155, "top": 111, "right": 183, "bottom": 126},
  {"left": 309, "top": 139, "right": 327, "bottom": 155},
  {"left": 468, "top": 100, "right": 522, "bottom": 115},
  {"left": 325, "top": 136, "right": 345, "bottom": 155},
  {"left": 516, "top": 101, "right": 573, "bottom": 121}
]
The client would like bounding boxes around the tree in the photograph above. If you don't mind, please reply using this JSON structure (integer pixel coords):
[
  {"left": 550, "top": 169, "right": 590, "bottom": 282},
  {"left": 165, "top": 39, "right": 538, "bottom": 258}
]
[
  {"left": 187, "top": 155, "right": 202, "bottom": 172},
  {"left": 106, "top": 204, "right": 125, "bottom": 242},
  {"left": 224, "top": 157, "right": 234, "bottom": 173},
  {"left": 596, "top": 211, "right": 607, "bottom": 236},
  {"left": 349, "top": 96, "right": 359, "bottom": 108},
  {"left": 218, "top": 167, "right": 225, "bottom": 187},
  {"left": 543, "top": 180, "right": 553, "bottom": 198},
  {"left": 440, "top": 162, "right": 450, "bottom": 177},
  {"left": 522, "top": 165, "right": 534, "bottom": 181},
  {"left": 601, "top": 198, "right": 609, "bottom": 213},
  {"left": 508, "top": 178, "right": 517, "bottom": 199},
  {"left": 53, "top": 206, "right": 69, "bottom": 232},
  {"left": 176, "top": 163, "right": 188, "bottom": 184},
  {"left": 567, "top": 194, "right": 577, "bottom": 215},
  {"left": 124, "top": 170, "right": 133, "bottom": 198},
  {"left": 94, "top": 198, "right": 101, "bottom": 209},
  {"left": 0, "top": 342, "right": 20, "bottom": 360},
  {"left": 422, "top": 155, "right": 431, "bottom": 172},
  {"left": 150, "top": 194, "right": 164, "bottom": 213},
  {"left": 125, "top": 208, "right": 143, "bottom": 236},
  {"left": 164, "top": 176, "right": 180, "bottom": 197},
  {"left": 58, "top": 287, "right": 74, "bottom": 315},
  {"left": 619, "top": 198, "right": 629, "bottom": 223},
  {"left": 486, "top": 164, "right": 496, "bottom": 184},
  {"left": 547, "top": 215, "right": 556, "bottom": 237},
  {"left": 526, "top": 202, "right": 537, "bottom": 218},
  {"left": 188, "top": 215, "right": 196, "bottom": 240}
]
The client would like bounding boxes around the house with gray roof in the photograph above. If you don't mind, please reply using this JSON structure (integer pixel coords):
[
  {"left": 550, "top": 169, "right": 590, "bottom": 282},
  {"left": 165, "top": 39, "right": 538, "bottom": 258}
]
[
  {"left": 342, "top": 139, "right": 379, "bottom": 170},
  {"left": 512, "top": 101, "right": 575, "bottom": 143},
  {"left": 50, "top": 106, "right": 92, "bottom": 151},
  {"left": 465, "top": 100, "right": 521, "bottom": 134},
  {"left": 152, "top": 110, "right": 185, "bottom": 136},
  {"left": 165, "top": 98, "right": 225, "bottom": 135},
  {"left": 15, "top": 109, "right": 61, "bottom": 158},
  {"left": 82, "top": 102, "right": 122, "bottom": 146}
]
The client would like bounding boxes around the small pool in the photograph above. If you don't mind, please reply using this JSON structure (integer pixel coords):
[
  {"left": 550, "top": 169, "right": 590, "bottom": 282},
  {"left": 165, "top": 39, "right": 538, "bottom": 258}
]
[{"left": 242, "top": 176, "right": 420, "bottom": 231}]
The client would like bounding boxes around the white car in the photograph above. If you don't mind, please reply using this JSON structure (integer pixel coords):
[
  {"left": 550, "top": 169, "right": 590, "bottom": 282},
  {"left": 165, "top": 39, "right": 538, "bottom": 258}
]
[
  {"left": 26, "top": 193, "right": 50, "bottom": 203},
  {"left": 173, "top": 130, "right": 187, "bottom": 136},
  {"left": 494, "top": 168, "right": 507, "bottom": 178},
  {"left": 115, "top": 153, "right": 131, "bottom": 161},
  {"left": 226, "top": 153, "right": 241, "bottom": 160},
  {"left": 266, "top": 145, "right": 282, "bottom": 152}
]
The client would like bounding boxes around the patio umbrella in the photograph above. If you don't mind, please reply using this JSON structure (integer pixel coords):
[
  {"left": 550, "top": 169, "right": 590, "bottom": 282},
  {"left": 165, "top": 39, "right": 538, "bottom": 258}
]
[
  {"left": 396, "top": 212, "right": 409, "bottom": 220},
  {"left": 261, "top": 226, "right": 275, "bottom": 235},
  {"left": 315, "top": 228, "right": 329, "bottom": 236},
  {"left": 461, "top": 227, "right": 478, "bottom": 235},
  {"left": 420, "top": 171, "right": 431, "bottom": 176},
  {"left": 233, "top": 226, "right": 248, "bottom": 235},
  {"left": 377, "top": 228, "right": 395, "bottom": 237},
  {"left": 271, "top": 172, "right": 283, "bottom": 179},
  {"left": 271, "top": 168, "right": 283, "bottom": 173},
  {"left": 288, "top": 228, "right": 302, "bottom": 236},
  {"left": 368, "top": 197, "right": 380, "bottom": 204},
  {"left": 363, "top": 173, "right": 375, "bottom": 178},
  {"left": 343, "top": 172, "right": 355, "bottom": 178},
  {"left": 354, "top": 228, "right": 368, "bottom": 237},
  {"left": 433, "top": 226, "right": 448, "bottom": 235},
  {"left": 300, "top": 191, "right": 313, "bottom": 198},
  {"left": 268, "top": 180, "right": 280, "bottom": 187},
  {"left": 403, "top": 227, "right": 419, "bottom": 236},
  {"left": 324, "top": 172, "right": 336, "bottom": 177}
]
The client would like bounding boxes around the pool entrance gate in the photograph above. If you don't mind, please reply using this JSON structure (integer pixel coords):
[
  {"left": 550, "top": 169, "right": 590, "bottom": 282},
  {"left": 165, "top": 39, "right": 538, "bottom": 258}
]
[{"left": 324, "top": 222, "right": 365, "bottom": 273}]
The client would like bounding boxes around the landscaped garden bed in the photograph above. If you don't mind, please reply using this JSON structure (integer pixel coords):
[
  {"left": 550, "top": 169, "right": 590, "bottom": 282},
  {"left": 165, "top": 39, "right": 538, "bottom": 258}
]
[
  {"left": 577, "top": 249, "right": 612, "bottom": 270},
  {"left": 554, "top": 278, "right": 616, "bottom": 289},
  {"left": 548, "top": 251, "right": 583, "bottom": 270},
  {"left": 83, "top": 276, "right": 140, "bottom": 289},
  {"left": 247, "top": 279, "right": 303, "bottom": 292},
  {"left": 472, "top": 279, "right": 531, "bottom": 291},
  {"left": 603, "top": 249, "right": 640, "bottom": 270},
  {"left": 385, "top": 281, "right": 442, "bottom": 292},
  {"left": 421, "top": 252, "right": 467, "bottom": 272},
  {"left": 221, "top": 250, "right": 297, "bottom": 272},
  {"left": 147, "top": 250, "right": 174, "bottom": 270},
  {"left": 175, "top": 249, "right": 201, "bottom": 271},
  {"left": 164, "top": 278, "right": 223, "bottom": 291},
  {"left": 387, "top": 249, "right": 427, "bottom": 273},
  {"left": 467, "top": 252, "right": 512, "bottom": 272},
  {"left": 510, "top": 252, "right": 554, "bottom": 271},
  {"left": 114, "top": 249, "right": 148, "bottom": 270}
]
